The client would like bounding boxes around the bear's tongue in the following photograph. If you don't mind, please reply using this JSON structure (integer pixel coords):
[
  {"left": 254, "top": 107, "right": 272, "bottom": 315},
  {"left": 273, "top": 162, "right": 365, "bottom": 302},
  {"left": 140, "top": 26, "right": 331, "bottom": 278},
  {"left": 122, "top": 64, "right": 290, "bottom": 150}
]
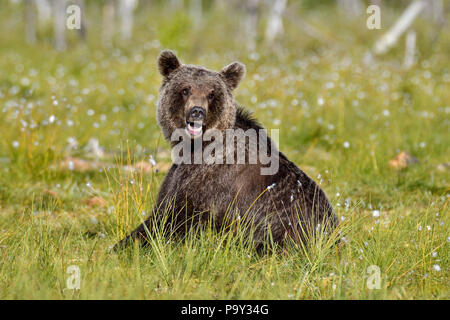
[{"left": 186, "top": 121, "right": 203, "bottom": 136}]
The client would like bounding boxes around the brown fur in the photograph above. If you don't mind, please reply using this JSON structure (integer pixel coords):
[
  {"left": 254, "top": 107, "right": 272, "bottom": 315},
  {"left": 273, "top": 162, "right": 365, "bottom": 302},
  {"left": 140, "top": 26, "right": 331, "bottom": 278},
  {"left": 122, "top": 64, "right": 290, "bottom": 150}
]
[{"left": 115, "top": 50, "right": 338, "bottom": 250}]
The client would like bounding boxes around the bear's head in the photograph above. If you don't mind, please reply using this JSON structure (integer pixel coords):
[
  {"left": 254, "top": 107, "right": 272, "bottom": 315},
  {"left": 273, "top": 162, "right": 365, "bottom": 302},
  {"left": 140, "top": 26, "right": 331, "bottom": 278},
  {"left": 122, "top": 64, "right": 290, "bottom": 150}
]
[{"left": 156, "top": 50, "right": 245, "bottom": 142}]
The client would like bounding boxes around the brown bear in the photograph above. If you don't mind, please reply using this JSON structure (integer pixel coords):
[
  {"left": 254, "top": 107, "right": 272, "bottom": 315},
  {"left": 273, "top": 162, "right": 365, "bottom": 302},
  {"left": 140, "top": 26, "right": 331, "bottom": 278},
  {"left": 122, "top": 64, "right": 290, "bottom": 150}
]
[{"left": 115, "top": 50, "right": 337, "bottom": 250}]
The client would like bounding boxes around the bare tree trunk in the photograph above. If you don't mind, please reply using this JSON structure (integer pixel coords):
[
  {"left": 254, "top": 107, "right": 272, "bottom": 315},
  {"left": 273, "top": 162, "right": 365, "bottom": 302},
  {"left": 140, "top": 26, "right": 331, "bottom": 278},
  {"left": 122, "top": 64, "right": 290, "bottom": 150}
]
[
  {"left": 424, "top": 0, "right": 445, "bottom": 24},
  {"left": 403, "top": 30, "right": 416, "bottom": 69},
  {"left": 244, "top": 0, "right": 260, "bottom": 51},
  {"left": 24, "top": 0, "right": 36, "bottom": 44},
  {"left": 189, "top": 0, "right": 202, "bottom": 28},
  {"left": 53, "top": 0, "right": 67, "bottom": 51},
  {"left": 432, "top": 0, "right": 444, "bottom": 24},
  {"left": 36, "top": 0, "right": 52, "bottom": 26},
  {"left": 373, "top": 0, "right": 426, "bottom": 55},
  {"left": 119, "top": 0, "right": 138, "bottom": 41},
  {"left": 103, "top": 0, "right": 115, "bottom": 47},
  {"left": 265, "top": 0, "right": 287, "bottom": 44},
  {"left": 74, "top": 0, "right": 87, "bottom": 39}
]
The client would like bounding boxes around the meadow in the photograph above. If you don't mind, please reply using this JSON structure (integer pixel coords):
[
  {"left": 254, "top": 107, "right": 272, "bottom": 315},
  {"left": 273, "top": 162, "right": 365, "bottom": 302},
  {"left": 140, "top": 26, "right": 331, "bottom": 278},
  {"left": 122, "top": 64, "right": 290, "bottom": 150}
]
[{"left": 0, "top": 2, "right": 448, "bottom": 299}]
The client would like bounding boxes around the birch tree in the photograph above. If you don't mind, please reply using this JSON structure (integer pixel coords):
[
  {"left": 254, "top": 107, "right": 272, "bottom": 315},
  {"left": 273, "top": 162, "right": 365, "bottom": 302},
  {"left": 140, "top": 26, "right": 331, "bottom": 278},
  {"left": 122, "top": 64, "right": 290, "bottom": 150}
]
[
  {"left": 244, "top": 0, "right": 260, "bottom": 51},
  {"left": 24, "top": 0, "right": 36, "bottom": 44},
  {"left": 403, "top": 30, "right": 417, "bottom": 69},
  {"left": 73, "top": 0, "right": 87, "bottom": 39},
  {"left": 189, "top": 0, "right": 203, "bottom": 28},
  {"left": 118, "top": 0, "right": 139, "bottom": 41},
  {"left": 36, "top": 0, "right": 52, "bottom": 26},
  {"left": 53, "top": 0, "right": 67, "bottom": 51},
  {"left": 424, "top": 0, "right": 444, "bottom": 24},
  {"left": 265, "top": 0, "right": 287, "bottom": 44},
  {"left": 373, "top": 0, "right": 426, "bottom": 55}
]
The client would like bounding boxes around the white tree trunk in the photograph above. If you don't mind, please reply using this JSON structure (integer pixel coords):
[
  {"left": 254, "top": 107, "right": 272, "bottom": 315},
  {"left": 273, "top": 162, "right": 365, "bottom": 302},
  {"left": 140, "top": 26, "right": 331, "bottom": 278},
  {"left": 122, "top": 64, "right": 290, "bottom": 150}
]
[
  {"left": 427, "top": 0, "right": 444, "bottom": 24},
  {"left": 53, "top": 0, "right": 67, "bottom": 51},
  {"left": 36, "top": 0, "right": 52, "bottom": 25},
  {"left": 373, "top": 0, "right": 426, "bottom": 55},
  {"left": 74, "top": 0, "right": 87, "bottom": 39},
  {"left": 189, "top": 0, "right": 202, "bottom": 28},
  {"left": 24, "top": 0, "right": 36, "bottom": 44},
  {"left": 265, "top": 0, "right": 287, "bottom": 44},
  {"left": 403, "top": 30, "right": 416, "bottom": 69},
  {"left": 244, "top": 0, "right": 260, "bottom": 51},
  {"left": 119, "top": 0, "right": 138, "bottom": 40},
  {"left": 103, "top": 0, "right": 115, "bottom": 46}
]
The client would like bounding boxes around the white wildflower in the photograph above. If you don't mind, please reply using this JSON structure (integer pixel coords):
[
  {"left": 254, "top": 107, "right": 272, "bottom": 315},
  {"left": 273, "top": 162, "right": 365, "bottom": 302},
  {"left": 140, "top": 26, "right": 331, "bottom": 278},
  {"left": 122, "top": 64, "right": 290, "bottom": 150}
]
[{"left": 267, "top": 183, "right": 276, "bottom": 191}]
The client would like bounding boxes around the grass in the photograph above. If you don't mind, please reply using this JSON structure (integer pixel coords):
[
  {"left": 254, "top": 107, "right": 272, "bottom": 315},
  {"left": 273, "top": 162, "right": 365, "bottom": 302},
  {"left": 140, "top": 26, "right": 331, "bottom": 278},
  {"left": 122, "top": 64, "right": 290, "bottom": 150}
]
[{"left": 0, "top": 2, "right": 448, "bottom": 299}]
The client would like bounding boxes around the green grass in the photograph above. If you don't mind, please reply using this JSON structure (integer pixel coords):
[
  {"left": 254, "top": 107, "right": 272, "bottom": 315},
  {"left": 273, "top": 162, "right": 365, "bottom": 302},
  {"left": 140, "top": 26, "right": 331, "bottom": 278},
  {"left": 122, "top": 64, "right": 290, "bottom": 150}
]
[{"left": 0, "top": 2, "right": 448, "bottom": 299}]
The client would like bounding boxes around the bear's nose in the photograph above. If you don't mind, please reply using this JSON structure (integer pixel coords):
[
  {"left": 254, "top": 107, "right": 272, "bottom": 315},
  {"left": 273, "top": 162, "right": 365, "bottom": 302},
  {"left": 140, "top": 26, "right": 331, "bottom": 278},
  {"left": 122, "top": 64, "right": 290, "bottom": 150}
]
[{"left": 189, "top": 106, "right": 205, "bottom": 121}]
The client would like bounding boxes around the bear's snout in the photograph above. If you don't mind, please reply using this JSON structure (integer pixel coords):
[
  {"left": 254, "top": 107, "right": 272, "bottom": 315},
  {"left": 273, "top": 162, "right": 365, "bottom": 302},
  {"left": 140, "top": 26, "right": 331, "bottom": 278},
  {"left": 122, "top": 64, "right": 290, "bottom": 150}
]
[
  {"left": 185, "top": 106, "right": 206, "bottom": 137},
  {"left": 188, "top": 106, "right": 206, "bottom": 122}
]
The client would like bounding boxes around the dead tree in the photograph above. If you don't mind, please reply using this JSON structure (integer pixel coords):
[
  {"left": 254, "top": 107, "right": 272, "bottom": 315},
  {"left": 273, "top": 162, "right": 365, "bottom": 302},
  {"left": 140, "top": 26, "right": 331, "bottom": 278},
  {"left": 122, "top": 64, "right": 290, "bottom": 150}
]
[
  {"left": 265, "top": 0, "right": 287, "bottom": 45},
  {"left": 36, "top": 0, "right": 52, "bottom": 25},
  {"left": 424, "top": 0, "right": 445, "bottom": 25},
  {"left": 403, "top": 30, "right": 417, "bottom": 69},
  {"left": 102, "top": 0, "right": 115, "bottom": 47},
  {"left": 373, "top": 0, "right": 426, "bottom": 55},
  {"left": 74, "top": 0, "right": 87, "bottom": 39},
  {"left": 244, "top": 0, "right": 260, "bottom": 51},
  {"left": 53, "top": 0, "right": 67, "bottom": 51},
  {"left": 24, "top": 0, "right": 86, "bottom": 49},
  {"left": 118, "top": 0, "right": 139, "bottom": 41},
  {"left": 189, "top": 0, "right": 203, "bottom": 28},
  {"left": 24, "top": 0, "right": 36, "bottom": 44}
]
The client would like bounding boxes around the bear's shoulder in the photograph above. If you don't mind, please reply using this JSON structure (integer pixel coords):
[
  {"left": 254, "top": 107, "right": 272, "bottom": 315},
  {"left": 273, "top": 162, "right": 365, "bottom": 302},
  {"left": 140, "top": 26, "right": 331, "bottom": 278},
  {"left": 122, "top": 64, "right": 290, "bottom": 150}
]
[{"left": 235, "top": 105, "right": 263, "bottom": 131}]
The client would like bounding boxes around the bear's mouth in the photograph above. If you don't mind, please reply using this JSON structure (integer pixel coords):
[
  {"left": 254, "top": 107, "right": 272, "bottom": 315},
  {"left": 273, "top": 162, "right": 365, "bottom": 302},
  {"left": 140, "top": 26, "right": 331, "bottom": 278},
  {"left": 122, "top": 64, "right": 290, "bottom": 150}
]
[{"left": 185, "top": 121, "right": 204, "bottom": 137}]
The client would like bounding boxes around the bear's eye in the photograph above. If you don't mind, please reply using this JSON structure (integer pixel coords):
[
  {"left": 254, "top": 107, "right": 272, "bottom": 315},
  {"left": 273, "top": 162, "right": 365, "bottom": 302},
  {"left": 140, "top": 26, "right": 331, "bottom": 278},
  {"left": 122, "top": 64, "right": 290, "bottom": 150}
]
[
  {"left": 181, "top": 88, "right": 190, "bottom": 96},
  {"left": 207, "top": 92, "right": 215, "bottom": 100}
]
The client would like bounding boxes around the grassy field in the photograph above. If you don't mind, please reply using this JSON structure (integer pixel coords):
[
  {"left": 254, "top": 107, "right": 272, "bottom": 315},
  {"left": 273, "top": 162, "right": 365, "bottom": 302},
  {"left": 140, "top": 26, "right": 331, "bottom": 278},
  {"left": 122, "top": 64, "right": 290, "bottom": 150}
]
[{"left": 0, "top": 2, "right": 448, "bottom": 299}]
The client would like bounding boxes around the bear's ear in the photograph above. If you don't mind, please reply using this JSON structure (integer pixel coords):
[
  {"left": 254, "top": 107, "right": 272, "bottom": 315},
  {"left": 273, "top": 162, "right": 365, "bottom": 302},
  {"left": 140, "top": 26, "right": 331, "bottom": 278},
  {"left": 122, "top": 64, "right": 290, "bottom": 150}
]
[
  {"left": 158, "top": 50, "right": 181, "bottom": 78},
  {"left": 220, "top": 62, "right": 246, "bottom": 90}
]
